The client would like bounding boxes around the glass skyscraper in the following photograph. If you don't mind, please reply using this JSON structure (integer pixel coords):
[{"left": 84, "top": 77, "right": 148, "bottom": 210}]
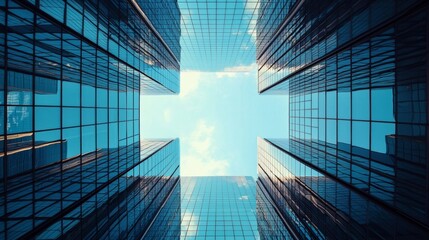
[
  {"left": 178, "top": 176, "right": 259, "bottom": 239},
  {"left": 257, "top": 0, "right": 429, "bottom": 238},
  {"left": 0, "top": 0, "right": 180, "bottom": 239},
  {"left": 258, "top": 138, "right": 429, "bottom": 238}
]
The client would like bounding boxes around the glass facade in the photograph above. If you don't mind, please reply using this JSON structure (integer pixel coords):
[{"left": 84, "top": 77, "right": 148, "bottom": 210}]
[
  {"left": 0, "top": 0, "right": 180, "bottom": 239},
  {"left": 256, "top": 178, "right": 293, "bottom": 240},
  {"left": 178, "top": 0, "right": 258, "bottom": 71},
  {"left": 144, "top": 178, "right": 182, "bottom": 239},
  {"left": 258, "top": 138, "right": 429, "bottom": 239},
  {"left": 137, "top": 0, "right": 181, "bottom": 62},
  {"left": 179, "top": 176, "right": 260, "bottom": 239},
  {"left": 257, "top": 0, "right": 429, "bottom": 237}
]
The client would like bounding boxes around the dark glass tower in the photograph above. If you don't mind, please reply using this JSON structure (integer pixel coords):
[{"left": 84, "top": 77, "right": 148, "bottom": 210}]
[
  {"left": 258, "top": 138, "right": 429, "bottom": 239},
  {"left": 0, "top": 0, "right": 180, "bottom": 239},
  {"left": 257, "top": 0, "right": 429, "bottom": 238}
]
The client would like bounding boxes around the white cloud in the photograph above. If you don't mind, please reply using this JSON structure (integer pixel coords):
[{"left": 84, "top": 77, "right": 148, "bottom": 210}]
[
  {"left": 180, "top": 71, "right": 201, "bottom": 97},
  {"left": 181, "top": 63, "right": 257, "bottom": 83},
  {"left": 215, "top": 72, "right": 238, "bottom": 78},
  {"left": 224, "top": 63, "right": 257, "bottom": 72},
  {"left": 189, "top": 120, "right": 215, "bottom": 154},
  {"left": 181, "top": 155, "right": 230, "bottom": 176},
  {"left": 163, "top": 109, "right": 171, "bottom": 123},
  {"left": 214, "top": 63, "right": 258, "bottom": 78},
  {"left": 181, "top": 120, "right": 230, "bottom": 176}
]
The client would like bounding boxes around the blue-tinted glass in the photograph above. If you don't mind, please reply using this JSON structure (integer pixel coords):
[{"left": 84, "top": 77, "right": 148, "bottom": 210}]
[
  {"left": 97, "top": 108, "right": 108, "bottom": 123},
  {"left": 319, "top": 119, "right": 326, "bottom": 141},
  {"left": 119, "top": 121, "right": 126, "bottom": 140},
  {"left": 82, "top": 126, "right": 95, "bottom": 154},
  {"left": 371, "top": 122, "right": 395, "bottom": 153},
  {"left": 257, "top": 0, "right": 429, "bottom": 238},
  {"left": 327, "top": 120, "right": 337, "bottom": 144},
  {"left": 83, "top": 18, "right": 97, "bottom": 42},
  {"left": 34, "top": 129, "right": 62, "bottom": 167},
  {"left": 82, "top": 85, "right": 95, "bottom": 107},
  {"left": 351, "top": 164, "right": 369, "bottom": 189},
  {"left": 372, "top": 88, "right": 394, "bottom": 122},
  {"left": 352, "top": 89, "right": 369, "bottom": 120},
  {"left": 36, "top": 107, "right": 60, "bottom": 131},
  {"left": 327, "top": 91, "right": 337, "bottom": 118},
  {"left": 178, "top": 177, "right": 259, "bottom": 239},
  {"left": 63, "top": 127, "right": 80, "bottom": 158},
  {"left": 338, "top": 91, "right": 351, "bottom": 119},
  {"left": 82, "top": 108, "right": 95, "bottom": 125},
  {"left": 62, "top": 107, "right": 80, "bottom": 127},
  {"left": 62, "top": 81, "right": 80, "bottom": 106},
  {"left": 7, "top": 106, "right": 32, "bottom": 134},
  {"left": 119, "top": 109, "right": 126, "bottom": 122},
  {"left": 109, "top": 90, "right": 118, "bottom": 108},
  {"left": 352, "top": 121, "right": 369, "bottom": 149},
  {"left": 97, "top": 124, "right": 108, "bottom": 149},
  {"left": 40, "top": 0, "right": 64, "bottom": 22},
  {"left": 35, "top": 129, "right": 60, "bottom": 143},
  {"left": 66, "top": 4, "right": 82, "bottom": 33},
  {"left": 97, "top": 88, "right": 108, "bottom": 107},
  {"left": 119, "top": 91, "right": 126, "bottom": 109},
  {"left": 35, "top": 77, "right": 61, "bottom": 106},
  {"left": 8, "top": 71, "right": 32, "bottom": 105},
  {"left": 338, "top": 120, "right": 351, "bottom": 144},
  {"left": 1, "top": 0, "right": 180, "bottom": 238},
  {"left": 109, "top": 109, "right": 118, "bottom": 122},
  {"left": 109, "top": 123, "right": 118, "bottom": 148}
]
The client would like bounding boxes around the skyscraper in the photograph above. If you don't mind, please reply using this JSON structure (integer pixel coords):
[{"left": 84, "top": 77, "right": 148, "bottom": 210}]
[
  {"left": 178, "top": 176, "right": 259, "bottom": 239},
  {"left": 258, "top": 138, "right": 429, "bottom": 238},
  {"left": 257, "top": 0, "right": 429, "bottom": 238},
  {"left": 0, "top": 0, "right": 180, "bottom": 239}
]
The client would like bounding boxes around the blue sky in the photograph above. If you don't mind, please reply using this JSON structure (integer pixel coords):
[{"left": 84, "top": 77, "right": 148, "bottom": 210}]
[
  {"left": 141, "top": 0, "right": 287, "bottom": 178},
  {"left": 140, "top": 67, "right": 288, "bottom": 178}
]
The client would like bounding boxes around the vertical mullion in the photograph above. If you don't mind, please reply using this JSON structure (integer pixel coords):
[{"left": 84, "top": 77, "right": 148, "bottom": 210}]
[
  {"left": 60, "top": 0, "right": 66, "bottom": 235},
  {"left": 94, "top": 0, "right": 100, "bottom": 235},
  {"left": 2, "top": 1, "right": 9, "bottom": 238},
  {"left": 78, "top": 0, "right": 84, "bottom": 235},
  {"left": 31, "top": 1, "right": 36, "bottom": 232}
]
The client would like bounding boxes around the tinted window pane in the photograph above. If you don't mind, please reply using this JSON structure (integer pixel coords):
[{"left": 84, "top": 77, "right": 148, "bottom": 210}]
[
  {"left": 327, "top": 120, "right": 337, "bottom": 144},
  {"left": 352, "top": 89, "right": 369, "bottom": 120},
  {"left": 36, "top": 107, "right": 60, "bottom": 131},
  {"left": 352, "top": 121, "right": 369, "bottom": 149},
  {"left": 372, "top": 88, "right": 394, "bottom": 122},
  {"left": 63, "top": 107, "right": 80, "bottom": 127},
  {"left": 82, "top": 108, "right": 95, "bottom": 125},
  {"left": 327, "top": 91, "right": 337, "bottom": 118},
  {"left": 338, "top": 91, "right": 350, "bottom": 119},
  {"left": 63, "top": 81, "right": 80, "bottom": 106},
  {"left": 7, "top": 106, "right": 32, "bottom": 134},
  {"left": 63, "top": 127, "right": 80, "bottom": 158},
  {"left": 371, "top": 122, "right": 395, "bottom": 153},
  {"left": 82, "top": 85, "right": 95, "bottom": 107},
  {"left": 35, "top": 77, "right": 61, "bottom": 106},
  {"left": 338, "top": 120, "right": 351, "bottom": 144}
]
